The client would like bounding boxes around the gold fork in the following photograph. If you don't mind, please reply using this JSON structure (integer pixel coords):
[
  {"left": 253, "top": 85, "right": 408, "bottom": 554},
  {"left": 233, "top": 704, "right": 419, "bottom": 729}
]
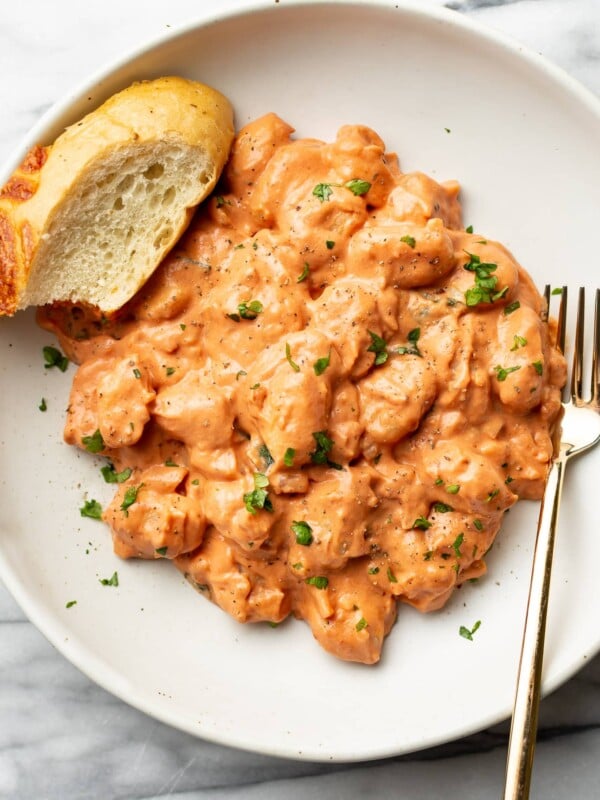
[{"left": 503, "top": 287, "right": 600, "bottom": 799}]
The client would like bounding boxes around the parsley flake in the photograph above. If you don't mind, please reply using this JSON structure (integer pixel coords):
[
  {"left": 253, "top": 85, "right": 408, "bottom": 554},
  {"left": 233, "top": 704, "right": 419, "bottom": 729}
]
[
  {"left": 387, "top": 567, "right": 398, "bottom": 583},
  {"left": 291, "top": 520, "right": 313, "bottom": 546},
  {"left": 313, "top": 183, "right": 334, "bottom": 202},
  {"left": 345, "top": 178, "right": 371, "bottom": 196},
  {"left": 356, "top": 617, "right": 368, "bottom": 632},
  {"left": 82, "top": 429, "right": 104, "bottom": 454},
  {"left": 297, "top": 262, "right": 310, "bottom": 283},
  {"left": 463, "top": 252, "right": 506, "bottom": 307},
  {"left": 433, "top": 502, "right": 453, "bottom": 513},
  {"left": 452, "top": 533, "right": 464, "bottom": 558},
  {"left": 394, "top": 328, "right": 422, "bottom": 357},
  {"left": 367, "top": 330, "right": 388, "bottom": 366},
  {"left": 446, "top": 484, "right": 460, "bottom": 495},
  {"left": 155, "top": 547, "right": 168, "bottom": 556},
  {"left": 101, "top": 464, "right": 132, "bottom": 484},
  {"left": 243, "top": 473, "right": 274, "bottom": 514},
  {"left": 238, "top": 300, "right": 263, "bottom": 320},
  {"left": 325, "top": 240, "right": 335, "bottom": 250},
  {"left": 258, "top": 443, "right": 274, "bottom": 469},
  {"left": 510, "top": 335, "right": 527, "bottom": 351},
  {"left": 285, "top": 342, "right": 300, "bottom": 372},
  {"left": 532, "top": 360, "right": 543, "bottom": 376},
  {"left": 80, "top": 499, "right": 103, "bottom": 520},
  {"left": 313, "top": 349, "right": 331, "bottom": 376},
  {"left": 412, "top": 516, "right": 431, "bottom": 530},
  {"left": 459, "top": 620, "right": 481, "bottom": 641},
  {"left": 494, "top": 364, "right": 521, "bottom": 382},
  {"left": 38, "top": 398, "right": 47, "bottom": 412},
  {"left": 283, "top": 447, "right": 296, "bottom": 467},
  {"left": 65, "top": 600, "right": 77, "bottom": 609},
  {"left": 504, "top": 301, "right": 521, "bottom": 315},
  {"left": 473, "top": 519, "right": 484, "bottom": 531},
  {"left": 121, "top": 484, "right": 143, "bottom": 516},
  {"left": 43, "top": 345, "right": 69, "bottom": 372},
  {"left": 466, "top": 225, "right": 474, "bottom": 234},
  {"left": 99, "top": 571, "right": 119, "bottom": 587},
  {"left": 400, "top": 235, "right": 416, "bottom": 248},
  {"left": 306, "top": 576, "right": 328, "bottom": 589}
]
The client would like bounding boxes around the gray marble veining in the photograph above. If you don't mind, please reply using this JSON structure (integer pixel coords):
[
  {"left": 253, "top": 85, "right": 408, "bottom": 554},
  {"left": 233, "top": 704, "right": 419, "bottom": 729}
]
[{"left": 1, "top": 0, "right": 599, "bottom": 798}]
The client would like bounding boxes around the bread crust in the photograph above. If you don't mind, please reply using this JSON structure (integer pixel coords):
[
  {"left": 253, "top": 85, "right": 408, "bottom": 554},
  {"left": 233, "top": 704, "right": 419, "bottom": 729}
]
[{"left": 0, "top": 77, "right": 234, "bottom": 315}]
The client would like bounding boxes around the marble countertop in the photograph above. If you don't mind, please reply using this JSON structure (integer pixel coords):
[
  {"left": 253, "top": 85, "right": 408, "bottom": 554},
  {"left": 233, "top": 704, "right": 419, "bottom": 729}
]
[{"left": 1, "top": 0, "right": 599, "bottom": 798}]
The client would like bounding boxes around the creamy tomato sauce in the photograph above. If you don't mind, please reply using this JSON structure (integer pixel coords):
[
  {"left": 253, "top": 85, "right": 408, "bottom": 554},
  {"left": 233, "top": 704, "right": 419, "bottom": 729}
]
[{"left": 40, "top": 114, "right": 566, "bottom": 664}]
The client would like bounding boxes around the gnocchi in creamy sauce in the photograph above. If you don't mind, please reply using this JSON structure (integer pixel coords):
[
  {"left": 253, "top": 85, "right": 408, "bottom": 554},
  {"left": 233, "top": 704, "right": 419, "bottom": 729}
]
[{"left": 40, "top": 114, "right": 566, "bottom": 664}]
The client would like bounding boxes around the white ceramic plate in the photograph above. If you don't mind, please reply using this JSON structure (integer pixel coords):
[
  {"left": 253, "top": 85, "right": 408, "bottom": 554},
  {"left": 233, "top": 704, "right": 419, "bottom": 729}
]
[{"left": 1, "top": 0, "right": 599, "bottom": 763}]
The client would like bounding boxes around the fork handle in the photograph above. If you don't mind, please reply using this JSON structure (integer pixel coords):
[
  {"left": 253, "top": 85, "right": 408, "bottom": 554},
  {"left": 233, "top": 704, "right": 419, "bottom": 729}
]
[{"left": 503, "top": 455, "right": 567, "bottom": 799}]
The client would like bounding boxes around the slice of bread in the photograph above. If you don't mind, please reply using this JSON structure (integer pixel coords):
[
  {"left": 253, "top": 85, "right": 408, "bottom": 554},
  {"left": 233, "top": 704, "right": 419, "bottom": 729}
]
[{"left": 0, "top": 76, "right": 234, "bottom": 315}]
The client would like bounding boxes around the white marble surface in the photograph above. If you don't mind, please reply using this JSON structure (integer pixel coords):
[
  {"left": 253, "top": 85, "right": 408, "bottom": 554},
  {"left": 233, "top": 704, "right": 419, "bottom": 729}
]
[{"left": 1, "top": 0, "right": 599, "bottom": 797}]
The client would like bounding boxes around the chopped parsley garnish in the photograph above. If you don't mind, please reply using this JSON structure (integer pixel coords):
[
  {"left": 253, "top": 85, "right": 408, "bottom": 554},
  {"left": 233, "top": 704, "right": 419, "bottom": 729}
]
[
  {"left": 121, "top": 484, "right": 142, "bottom": 517},
  {"left": 165, "top": 366, "right": 176, "bottom": 376},
  {"left": 346, "top": 178, "right": 371, "bottom": 196},
  {"left": 297, "top": 262, "right": 310, "bottom": 282},
  {"left": 243, "top": 473, "right": 273, "bottom": 514},
  {"left": 238, "top": 300, "right": 263, "bottom": 320},
  {"left": 463, "top": 252, "right": 506, "bottom": 307},
  {"left": 236, "top": 370, "right": 247, "bottom": 380},
  {"left": 285, "top": 342, "right": 300, "bottom": 372},
  {"left": 43, "top": 345, "right": 69, "bottom": 372},
  {"left": 551, "top": 287, "right": 563, "bottom": 295},
  {"left": 258, "top": 443, "right": 274, "bottom": 469},
  {"left": 356, "top": 617, "right": 368, "bottom": 632},
  {"left": 423, "top": 551, "right": 433, "bottom": 561},
  {"left": 65, "top": 600, "right": 77, "bottom": 609},
  {"left": 446, "top": 484, "right": 460, "bottom": 495},
  {"left": 133, "top": 368, "right": 141, "bottom": 379},
  {"left": 459, "top": 620, "right": 481, "bottom": 641},
  {"left": 486, "top": 489, "right": 500, "bottom": 503},
  {"left": 310, "top": 431, "right": 342, "bottom": 469},
  {"left": 326, "top": 240, "right": 335, "bottom": 250},
  {"left": 312, "top": 179, "right": 371, "bottom": 202},
  {"left": 510, "top": 334, "right": 527, "bottom": 351},
  {"left": 465, "top": 225, "right": 474, "bottom": 234},
  {"left": 504, "top": 300, "right": 521, "bottom": 315},
  {"left": 400, "top": 234, "right": 416, "bottom": 248},
  {"left": 291, "top": 520, "right": 313, "bottom": 546},
  {"left": 80, "top": 499, "right": 103, "bottom": 520},
  {"left": 215, "top": 195, "right": 229, "bottom": 208},
  {"left": 313, "top": 349, "right": 331, "bottom": 376},
  {"left": 82, "top": 429, "right": 104, "bottom": 454},
  {"left": 505, "top": 476, "right": 514, "bottom": 484},
  {"left": 494, "top": 364, "right": 521, "bottom": 382},
  {"left": 38, "top": 398, "right": 47, "bottom": 412},
  {"left": 435, "top": 478, "right": 444, "bottom": 486},
  {"left": 433, "top": 502, "right": 453, "bottom": 513},
  {"left": 283, "top": 447, "right": 296, "bottom": 467},
  {"left": 313, "top": 183, "right": 334, "bottom": 202},
  {"left": 164, "top": 459, "right": 178, "bottom": 467},
  {"left": 306, "top": 576, "right": 328, "bottom": 589},
  {"left": 250, "top": 382, "right": 261, "bottom": 390},
  {"left": 473, "top": 519, "right": 484, "bottom": 531},
  {"left": 101, "top": 464, "right": 132, "bottom": 484},
  {"left": 234, "top": 243, "right": 245, "bottom": 250},
  {"left": 191, "top": 479, "right": 200, "bottom": 486},
  {"left": 367, "top": 330, "right": 388, "bottom": 365},
  {"left": 99, "top": 571, "right": 119, "bottom": 587},
  {"left": 387, "top": 567, "right": 398, "bottom": 583},
  {"left": 368, "top": 566, "right": 380, "bottom": 575},
  {"left": 452, "top": 533, "right": 464, "bottom": 558},
  {"left": 394, "top": 327, "right": 422, "bottom": 357},
  {"left": 292, "top": 562, "right": 303, "bottom": 570},
  {"left": 155, "top": 547, "right": 168, "bottom": 556},
  {"left": 532, "top": 360, "right": 543, "bottom": 376},
  {"left": 412, "top": 516, "right": 431, "bottom": 530},
  {"left": 180, "top": 323, "right": 186, "bottom": 331}
]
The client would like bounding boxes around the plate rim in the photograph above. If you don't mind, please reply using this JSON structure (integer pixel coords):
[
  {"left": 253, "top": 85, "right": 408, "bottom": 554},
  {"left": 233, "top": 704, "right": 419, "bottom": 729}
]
[{"left": 1, "top": 0, "right": 599, "bottom": 763}]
